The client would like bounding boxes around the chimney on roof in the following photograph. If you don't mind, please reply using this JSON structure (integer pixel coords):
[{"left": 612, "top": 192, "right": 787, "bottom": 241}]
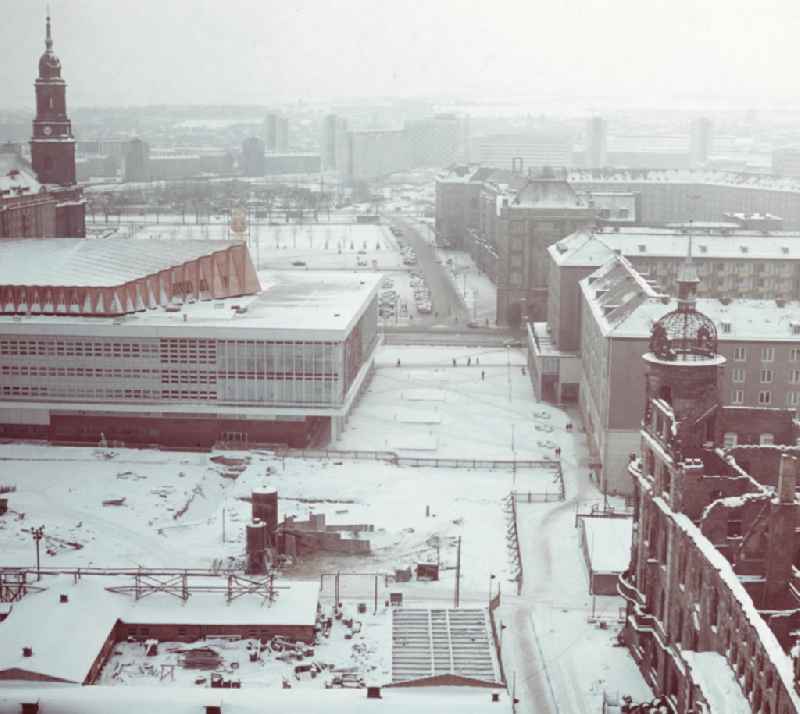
[
  {"left": 205, "top": 706, "right": 222, "bottom": 714},
  {"left": 366, "top": 686, "right": 382, "bottom": 699},
  {"left": 22, "top": 647, "right": 33, "bottom": 658},
  {"left": 59, "top": 594, "right": 68, "bottom": 603},
  {"left": 764, "top": 455, "right": 798, "bottom": 608},
  {"left": 491, "top": 692, "right": 501, "bottom": 703},
  {"left": 21, "top": 704, "right": 39, "bottom": 714},
  {"left": 778, "top": 454, "right": 797, "bottom": 505}
]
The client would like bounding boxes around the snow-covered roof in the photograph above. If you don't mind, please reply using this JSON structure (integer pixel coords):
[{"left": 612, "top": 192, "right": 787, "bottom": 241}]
[
  {"left": 0, "top": 576, "right": 120, "bottom": 683},
  {"left": 581, "top": 517, "right": 633, "bottom": 573},
  {"left": 581, "top": 256, "right": 800, "bottom": 342},
  {"left": 0, "top": 269, "right": 381, "bottom": 340},
  {"left": 568, "top": 168, "right": 800, "bottom": 193},
  {"left": 0, "top": 575, "right": 319, "bottom": 684},
  {"left": 0, "top": 154, "right": 40, "bottom": 197},
  {"left": 510, "top": 179, "right": 588, "bottom": 210},
  {"left": 552, "top": 228, "right": 800, "bottom": 266},
  {"left": 0, "top": 684, "right": 510, "bottom": 713},
  {"left": 0, "top": 239, "right": 240, "bottom": 288},
  {"left": 124, "top": 578, "right": 320, "bottom": 627},
  {"left": 682, "top": 651, "right": 751, "bottom": 713},
  {"left": 391, "top": 609, "right": 501, "bottom": 686}
]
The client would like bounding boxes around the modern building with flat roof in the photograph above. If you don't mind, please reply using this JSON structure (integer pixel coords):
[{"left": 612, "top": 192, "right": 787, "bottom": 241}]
[{"left": 0, "top": 239, "right": 380, "bottom": 448}]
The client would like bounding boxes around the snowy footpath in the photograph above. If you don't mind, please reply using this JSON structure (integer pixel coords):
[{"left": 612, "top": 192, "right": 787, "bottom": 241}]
[{"left": 496, "top": 409, "right": 652, "bottom": 714}]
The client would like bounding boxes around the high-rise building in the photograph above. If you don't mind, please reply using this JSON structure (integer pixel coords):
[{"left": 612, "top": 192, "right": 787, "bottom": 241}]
[
  {"left": 321, "top": 114, "right": 347, "bottom": 170},
  {"left": 264, "top": 113, "right": 289, "bottom": 153},
  {"left": 123, "top": 138, "right": 150, "bottom": 182},
  {"left": 689, "top": 116, "right": 713, "bottom": 167},
  {"left": 585, "top": 116, "right": 607, "bottom": 169},
  {"left": 241, "top": 136, "right": 265, "bottom": 177}
]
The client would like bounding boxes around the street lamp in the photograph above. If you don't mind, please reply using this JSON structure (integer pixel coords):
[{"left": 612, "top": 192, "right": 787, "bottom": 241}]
[
  {"left": 31, "top": 525, "right": 45, "bottom": 581},
  {"left": 488, "top": 573, "right": 496, "bottom": 603}
]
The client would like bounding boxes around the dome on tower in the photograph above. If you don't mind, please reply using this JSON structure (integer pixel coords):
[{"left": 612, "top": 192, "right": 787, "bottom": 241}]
[
  {"left": 38, "top": 15, "right": 62, "bottom": 80},
  {"left": 648, "top": 305, "right": 718, "bottom": 362}
]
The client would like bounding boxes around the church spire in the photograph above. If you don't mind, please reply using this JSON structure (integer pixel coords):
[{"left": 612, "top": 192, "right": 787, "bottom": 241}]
[
  {"left": 677, "top": 228, "right": 700, "bottom": 310},
  {"left": 45, "top": 9, "right": 53, "bottom": 51}
]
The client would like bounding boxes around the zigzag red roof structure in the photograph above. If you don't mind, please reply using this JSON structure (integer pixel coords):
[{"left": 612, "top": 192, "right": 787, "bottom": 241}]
[{"left": 0, "top": 238, "right": 260, "bottom": 316}]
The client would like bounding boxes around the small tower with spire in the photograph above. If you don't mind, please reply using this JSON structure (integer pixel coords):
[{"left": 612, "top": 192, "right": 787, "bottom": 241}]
[
  {"left": 30, "top": 10, "right": 76, "bottom": 186},
  {"left": 642, "top": 236, "right": 726, "bottom": 456}
]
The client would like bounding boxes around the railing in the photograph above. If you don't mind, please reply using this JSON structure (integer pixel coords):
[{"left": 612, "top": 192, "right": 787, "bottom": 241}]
[
  {"left": 616, "top": 572, "right": 645, "bottom": 607},
  {"left": 505, "top": 493, "right": 523, "bottom": 595},
  {"left": 273, "top": 447, "right": 561, "bottom": 471}
]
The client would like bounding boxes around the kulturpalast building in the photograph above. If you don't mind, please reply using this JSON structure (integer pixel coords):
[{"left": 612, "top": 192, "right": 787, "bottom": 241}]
[
  {"left": 0, "top": 20, "right": 379, "bottom": 449},
  {"left": 618, "top": 262, "right": 800, "bottom": 713},
  {"left": 0, "top": 14, "right": 85, "bottom": 238}
]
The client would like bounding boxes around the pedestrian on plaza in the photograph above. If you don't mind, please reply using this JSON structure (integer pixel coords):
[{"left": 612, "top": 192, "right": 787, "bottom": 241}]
[
  {"left": 396, "top": 358, "right": 401, "bottom": 367},
  {"left": 467, "top": 357, "right": 471, "bottom": 366},
  {"left": 452, "top": 358, "right": 457, "bottom": 367},
  {"left": 476, "top": 357, "right": 479, "bottom": 365},
  {"left": 481, "top": 370, "right": 485, "bottom": 381},
  {"left": 555, "top": 447, "right": 561, "bottom": 458}
]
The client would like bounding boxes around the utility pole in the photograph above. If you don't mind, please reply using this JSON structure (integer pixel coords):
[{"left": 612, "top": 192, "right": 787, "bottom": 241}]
[
  {"left": 32, "top": 525, "right": 45, "bottom": 581},
  {"left": 222, "top": 507, "right": 226, "bottom": 543},
  {"left": 454, "top": 536, "right": 462, "bottom": 608},
  {"left": 506, "top": 345, "right": 512, "bottom": 403}
]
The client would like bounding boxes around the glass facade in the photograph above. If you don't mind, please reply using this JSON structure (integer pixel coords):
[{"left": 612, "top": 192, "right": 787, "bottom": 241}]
[{"left": 0, "top": 296, "right": 379, "bottom": 409}]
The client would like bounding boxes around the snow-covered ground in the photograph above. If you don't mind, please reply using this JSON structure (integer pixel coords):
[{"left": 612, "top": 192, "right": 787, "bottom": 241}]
[
  {"left": 339, "top": 346, "right": 560, "bottom": 460},
  {"left": 436, "top": 249, "right": 497, "bottom": 324},
  {"left": 497, "top": 405, "right": 652, "bottom": 714},
  {"left": 99, "top": 603, "right": 391, "bottom": 689},
  {"left": 0, "top": 442, "right": 549, "bottom": 594},
  {"left": 0, "top": 345, "right": 650, "bottom": 709}
]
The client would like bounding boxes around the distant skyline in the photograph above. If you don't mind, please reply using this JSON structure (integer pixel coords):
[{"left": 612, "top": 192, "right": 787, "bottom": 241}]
[{"left": 2, "top": 0, "right": 800, "bottom": 111}]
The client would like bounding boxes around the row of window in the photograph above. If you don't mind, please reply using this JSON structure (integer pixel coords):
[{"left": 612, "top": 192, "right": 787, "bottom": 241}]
[
  {"left": 0, "top": 367, "right": 341, "bottom": 383},
  {"left": 0, "top": 340, "right": 157, "bottom": 357},
  {"left": 729, "top": 346, "right": 795, "bottom": 362},
  {"left": 729, "top": 367, "right": 800, "bottom": 384},
  {"left": 0, "top": 385, "right": 218, "bottom": 401},
  {"left": 730, "top": 389, "right": 776, "bottom": 405}
]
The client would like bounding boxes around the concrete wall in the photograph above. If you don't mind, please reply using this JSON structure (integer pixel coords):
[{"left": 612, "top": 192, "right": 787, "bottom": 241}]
[{"left": 120, "top": 622, "right": 315, "bottom": 645}]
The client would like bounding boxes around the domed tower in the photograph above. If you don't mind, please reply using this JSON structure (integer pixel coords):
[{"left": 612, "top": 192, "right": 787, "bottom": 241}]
[
  {"left": 643, "top": 244, "right": 726, "bottom": 456},
  {"left": 30, "top": 13, "right": 76, "bottom": 186}
]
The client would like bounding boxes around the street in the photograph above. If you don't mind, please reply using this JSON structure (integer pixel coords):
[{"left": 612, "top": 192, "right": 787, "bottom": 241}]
[{"left": 390, "top": 216, "right": 471, "bottom": 326}]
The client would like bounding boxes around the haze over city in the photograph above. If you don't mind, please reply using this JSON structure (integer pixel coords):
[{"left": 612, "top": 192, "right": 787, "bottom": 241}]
[{"left": 2, "top": 0, "right": 800, "bottom": 108}]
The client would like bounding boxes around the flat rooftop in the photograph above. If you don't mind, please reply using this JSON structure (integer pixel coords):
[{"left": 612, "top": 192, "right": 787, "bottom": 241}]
[
  {"left": 0, "top": 270, "right": 382, "bottom": 340},
  {"left": 582, "top": 517, "right": 633, "bottom": 573},
  {"left": 0, "top": 575, "right": 320, "bottom": 684},
  {"left": 552, "top": 228, "right": 800, "bottom": 266},
  {"left": 0, "top": 685, "right": 510, "bottom": 714}
]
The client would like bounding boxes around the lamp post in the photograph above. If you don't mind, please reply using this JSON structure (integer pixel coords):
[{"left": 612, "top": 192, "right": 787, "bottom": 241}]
[
  {"left": 31, "top": 525, "right": 45, "bottom": 581},
  {"left": 488, "top": 573, "right": 496, "bottom": 604}
]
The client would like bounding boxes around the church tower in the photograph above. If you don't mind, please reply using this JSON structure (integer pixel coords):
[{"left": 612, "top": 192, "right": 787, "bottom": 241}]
[{"left": 30, "top": 13, "right": 76, "bottom": 186}]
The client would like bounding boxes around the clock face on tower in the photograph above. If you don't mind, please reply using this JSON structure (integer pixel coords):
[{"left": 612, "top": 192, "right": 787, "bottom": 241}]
[{"left": 43, "top": 125, "right": 52, "bottom": 136}]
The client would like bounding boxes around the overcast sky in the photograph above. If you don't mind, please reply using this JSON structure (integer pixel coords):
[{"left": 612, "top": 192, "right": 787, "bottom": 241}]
[{"left": 1, "top": 0, "right": 799, "bottom": 110}]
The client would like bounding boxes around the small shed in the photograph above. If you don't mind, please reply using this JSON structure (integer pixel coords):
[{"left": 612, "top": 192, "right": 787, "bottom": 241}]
[{"left": 579, "top": 516, "right": 633, "bottom": 595}]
